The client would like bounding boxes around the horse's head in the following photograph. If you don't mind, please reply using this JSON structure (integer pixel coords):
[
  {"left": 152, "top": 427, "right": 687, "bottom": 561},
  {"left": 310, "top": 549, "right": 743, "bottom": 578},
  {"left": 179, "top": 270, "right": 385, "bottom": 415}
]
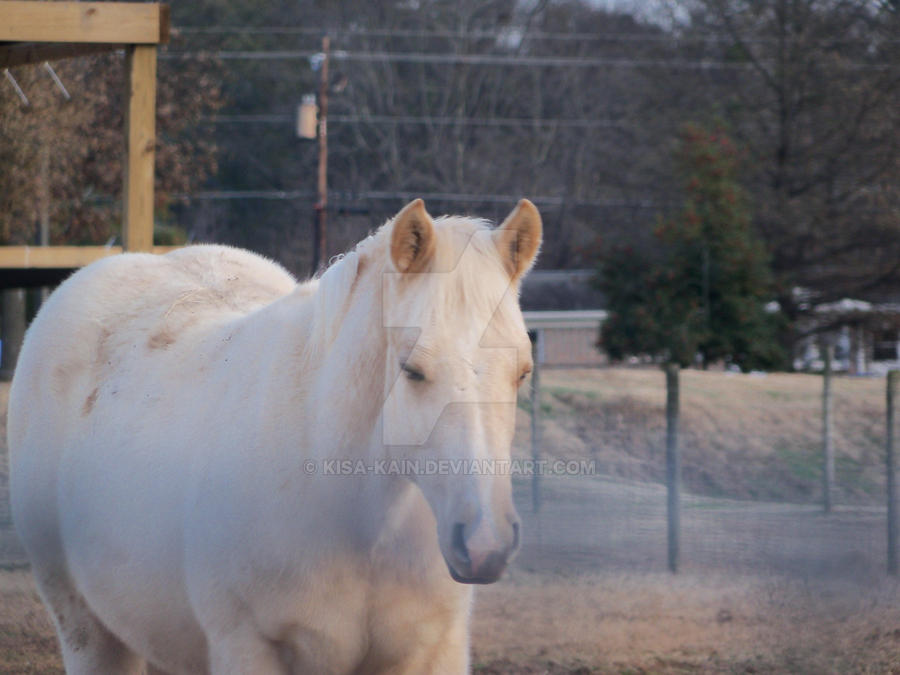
[{"left": 380, "top": 199, "right": 541, "bottom": 584}]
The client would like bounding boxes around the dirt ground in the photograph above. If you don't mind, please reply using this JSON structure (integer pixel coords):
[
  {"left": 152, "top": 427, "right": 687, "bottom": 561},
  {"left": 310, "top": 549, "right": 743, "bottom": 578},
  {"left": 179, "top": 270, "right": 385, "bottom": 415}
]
[
  {"left": 3, "top": 371, "right": 900, "bottom": 673},
  {"left": 4, "top": 567, "right": 900, "bottom": 674},
  {"left": 471, "top": 571, "right": 900, "bottom": 674}
]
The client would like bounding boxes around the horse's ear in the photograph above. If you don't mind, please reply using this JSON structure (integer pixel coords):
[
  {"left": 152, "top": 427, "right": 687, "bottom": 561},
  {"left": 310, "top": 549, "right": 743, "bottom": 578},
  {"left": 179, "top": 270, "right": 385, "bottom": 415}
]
[
  {"left": 390, "top": 199, "right": 436, "bottom": 273},
  {"left": 494, "top": 199, "right": 542, "bottom": 282}
]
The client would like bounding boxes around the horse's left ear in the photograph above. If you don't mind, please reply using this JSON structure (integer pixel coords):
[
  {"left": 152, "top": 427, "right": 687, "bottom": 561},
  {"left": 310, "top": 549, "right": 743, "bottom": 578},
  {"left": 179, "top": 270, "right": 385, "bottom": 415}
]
[
  {"left": 390, "top": 199, "right": 436, "bottom": 274},
  {"left": 494, "top": 199, "right": 542, "bottom": 282}
]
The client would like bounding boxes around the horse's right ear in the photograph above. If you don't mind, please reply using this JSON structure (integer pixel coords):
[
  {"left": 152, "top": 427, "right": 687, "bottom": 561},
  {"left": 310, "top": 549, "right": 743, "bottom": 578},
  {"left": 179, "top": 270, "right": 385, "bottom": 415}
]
[
  {"left": 390, "top": 199, "right": 436, "bottom": 274},
  {"left": 494, "top": 199, "right": 542, "bottom": 282}
]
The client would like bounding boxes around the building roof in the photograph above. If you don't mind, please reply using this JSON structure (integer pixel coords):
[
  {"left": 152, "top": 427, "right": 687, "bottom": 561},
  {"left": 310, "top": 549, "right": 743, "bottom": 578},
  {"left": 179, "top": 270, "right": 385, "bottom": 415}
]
[
  {"left": 523, "top": 310, "right": 607, "bottom": 329},
  {"left": 519, "top": 269, "right": 606, "bottom": 312}
]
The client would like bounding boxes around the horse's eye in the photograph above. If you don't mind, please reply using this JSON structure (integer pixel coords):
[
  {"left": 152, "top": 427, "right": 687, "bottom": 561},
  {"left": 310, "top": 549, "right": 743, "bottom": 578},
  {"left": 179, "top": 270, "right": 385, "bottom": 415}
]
[{"left": 402, "top": 364, "right": 426, "bottom": 382}]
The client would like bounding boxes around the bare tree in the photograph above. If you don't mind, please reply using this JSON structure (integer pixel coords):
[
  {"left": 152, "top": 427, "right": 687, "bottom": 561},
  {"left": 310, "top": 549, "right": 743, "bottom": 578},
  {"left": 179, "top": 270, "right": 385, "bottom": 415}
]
[
  {"left": 670, "top": 0, "right": 900, "bottom": 324},
  {"left": 0, "top": 53, "right": 223, "bottom": 246}
]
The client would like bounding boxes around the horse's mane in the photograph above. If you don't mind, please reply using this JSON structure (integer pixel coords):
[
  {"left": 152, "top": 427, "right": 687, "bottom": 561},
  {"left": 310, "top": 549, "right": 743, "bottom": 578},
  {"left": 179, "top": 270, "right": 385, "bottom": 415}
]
[{"left": 303, "top": 247, "right": 361, "bottom": 364}]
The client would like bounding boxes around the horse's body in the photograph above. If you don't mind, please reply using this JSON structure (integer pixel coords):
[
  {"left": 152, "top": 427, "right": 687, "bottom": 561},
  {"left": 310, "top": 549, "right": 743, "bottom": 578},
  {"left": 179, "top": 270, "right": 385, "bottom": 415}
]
[{"left": 9, "top": 200, "right": 541, "bottom": 674}]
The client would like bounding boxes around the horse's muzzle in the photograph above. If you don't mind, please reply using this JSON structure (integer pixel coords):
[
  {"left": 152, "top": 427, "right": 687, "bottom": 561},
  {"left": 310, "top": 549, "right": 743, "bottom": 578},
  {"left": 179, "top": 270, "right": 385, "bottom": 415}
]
[{"left": 444, "top": 520, "right": 520, "bottom": 584}]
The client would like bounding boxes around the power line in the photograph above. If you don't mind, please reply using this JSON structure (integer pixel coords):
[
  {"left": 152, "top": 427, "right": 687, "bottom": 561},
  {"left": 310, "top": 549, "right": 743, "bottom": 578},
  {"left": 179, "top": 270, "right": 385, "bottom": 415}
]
[
  {"left": 204, "top": 113, "right": 627, "bottom": 128},
  {"left": 174, "top": 25, "right": 900, "bottom": 46},
  {"left": 181, "top": 189, "right": 661, "bottom": 209},
  {"left": 204, "top": 114, "right": 292, "bottom": 123},
  {"left": 160, "top": 49, "right": 899, "bottom": 70},
  {"left": 162, "top": 49, "right": 751, "bottom": 69},
  {"left": 176, "top": 26, "right": 674, "bottom": 41}
]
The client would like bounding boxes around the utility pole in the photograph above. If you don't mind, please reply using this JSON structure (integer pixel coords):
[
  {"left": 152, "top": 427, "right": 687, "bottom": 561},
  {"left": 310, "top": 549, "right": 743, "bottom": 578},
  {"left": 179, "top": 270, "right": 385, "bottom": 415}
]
[{"left": 312, "top": 36, "right": 329, "bottom": 274}]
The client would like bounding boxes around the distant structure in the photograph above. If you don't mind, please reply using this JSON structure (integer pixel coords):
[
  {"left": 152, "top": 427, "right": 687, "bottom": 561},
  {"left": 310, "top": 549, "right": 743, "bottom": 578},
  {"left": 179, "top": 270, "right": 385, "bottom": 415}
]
[
  {"left": 519, "top": 271, "right": 900, "bottom": 374},
  {"left": 520, "top": 269, "right": 606, "bottom": 368},
  {"left": 793, "top": 296, "right": 900, "bottom": 375}
]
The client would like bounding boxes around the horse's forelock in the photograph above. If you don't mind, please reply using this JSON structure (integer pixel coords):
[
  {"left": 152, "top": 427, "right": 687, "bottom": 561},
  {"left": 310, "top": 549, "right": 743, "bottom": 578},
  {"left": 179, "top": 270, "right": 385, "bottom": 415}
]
[{"left": 306, "top": 216, "right": 516, "bottom": 357}]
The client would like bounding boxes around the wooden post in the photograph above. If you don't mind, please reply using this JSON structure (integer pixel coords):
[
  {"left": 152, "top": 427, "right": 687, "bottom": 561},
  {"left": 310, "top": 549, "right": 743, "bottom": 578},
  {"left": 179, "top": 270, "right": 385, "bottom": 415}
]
[
  {"left": 39, "top": 142, "right": 50, "bottom": 248},
  {"left": 38, "top": 141, "right": 50, "bottom": 301},
  {"left": 888, "top": 370, "right": 899, "bottom": 575},
  {"left": 530, "top": 330, "right": 542, "bottom": 514},
  {"left": 311, "top": 36, "right": 329, "bottom": 274},
  {"left": 0, "top": 289, "right": 26, "bottom": 381},
  {"left": 822, "top": 341, "right": 835, "bottom": 514},
  {"left": 665, "top": 362, "right": 680, "bottom": 573},
  {"left": 123, "top": 44, "right": 157, "bottom": 252}
]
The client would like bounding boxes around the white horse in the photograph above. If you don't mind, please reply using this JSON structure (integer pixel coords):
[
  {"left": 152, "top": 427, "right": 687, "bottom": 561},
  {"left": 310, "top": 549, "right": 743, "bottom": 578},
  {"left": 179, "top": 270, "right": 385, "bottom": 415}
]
[{"left": 9, "top": 199, "right": 542, "bottom": 674}]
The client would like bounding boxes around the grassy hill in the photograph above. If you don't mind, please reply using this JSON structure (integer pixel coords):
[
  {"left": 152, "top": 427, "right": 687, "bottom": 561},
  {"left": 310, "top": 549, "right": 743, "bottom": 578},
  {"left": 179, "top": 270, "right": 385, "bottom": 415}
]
[{"left": 512, "top": 368, "right": 888, "bottom": 505}]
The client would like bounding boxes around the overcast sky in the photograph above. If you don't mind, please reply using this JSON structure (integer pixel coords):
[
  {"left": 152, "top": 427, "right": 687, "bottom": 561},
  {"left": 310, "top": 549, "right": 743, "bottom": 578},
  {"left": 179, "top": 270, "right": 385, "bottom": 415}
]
[{"left": 583, "top": 0, "right": 686, "bottom": 28}]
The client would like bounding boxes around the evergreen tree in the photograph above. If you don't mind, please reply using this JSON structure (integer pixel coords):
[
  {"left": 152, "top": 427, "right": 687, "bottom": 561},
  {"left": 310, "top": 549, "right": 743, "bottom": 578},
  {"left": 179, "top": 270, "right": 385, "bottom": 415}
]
[{"left": 598, "top": 124, "right": 784, "bottom": 371}]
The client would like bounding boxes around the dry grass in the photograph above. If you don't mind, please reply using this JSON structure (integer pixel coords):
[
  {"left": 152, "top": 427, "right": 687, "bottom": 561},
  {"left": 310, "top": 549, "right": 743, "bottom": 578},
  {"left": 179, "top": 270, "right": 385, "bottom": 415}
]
[{"left": 514, "top": 368, "right": 886, "bottom": 504}]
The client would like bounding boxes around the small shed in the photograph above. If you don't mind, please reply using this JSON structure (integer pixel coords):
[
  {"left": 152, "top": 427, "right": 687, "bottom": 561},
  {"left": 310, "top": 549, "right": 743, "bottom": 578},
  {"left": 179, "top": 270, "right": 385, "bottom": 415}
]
[{"left": 520, "top": 270, "right": 606, "bottom": 368}]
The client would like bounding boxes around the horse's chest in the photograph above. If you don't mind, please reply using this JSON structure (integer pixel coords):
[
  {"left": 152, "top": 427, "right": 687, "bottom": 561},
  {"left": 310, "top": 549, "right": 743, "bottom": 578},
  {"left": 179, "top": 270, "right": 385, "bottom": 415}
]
[
  {"left": 360, "top": 580, "right": 469, "bottom": 667},
  {"left": 264, "top": 570, "right": 468, "bottom": 673}
]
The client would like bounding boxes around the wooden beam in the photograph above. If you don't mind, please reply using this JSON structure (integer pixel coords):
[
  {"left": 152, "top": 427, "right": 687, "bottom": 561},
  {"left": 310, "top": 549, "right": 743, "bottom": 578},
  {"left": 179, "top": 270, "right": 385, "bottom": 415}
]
[
  {"left": 0, "top": 246, "right": 121, "bottom": 268},
  {"left": 0, "top": 42, "right": 119, "bottom": 69},
  {"left": 123, "top": 44, "right": 157, "bottom": 252},
  {"left": 0, "top": 2, "right": 169, "bottom": 45},
  {"left": 0, "top": 246, "right": 179, "bottom": 269}
]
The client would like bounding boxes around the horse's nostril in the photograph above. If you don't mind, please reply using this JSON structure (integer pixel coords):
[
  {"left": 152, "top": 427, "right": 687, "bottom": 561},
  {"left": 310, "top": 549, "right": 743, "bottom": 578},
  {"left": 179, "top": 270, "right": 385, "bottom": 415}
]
[
  {"left": 452, "top": 522, "right": 470, "bottom": 565},
  {"left": 511, "top": 521, "right": 520, "bottom": 551}
]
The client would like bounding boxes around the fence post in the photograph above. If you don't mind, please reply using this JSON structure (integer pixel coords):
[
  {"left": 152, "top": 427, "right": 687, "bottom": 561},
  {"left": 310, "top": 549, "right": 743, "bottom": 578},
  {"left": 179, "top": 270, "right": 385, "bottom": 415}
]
[
  {"left": 0, "top": 288, "right": 26, "bottom": 381},
  {"left": 530, "top": 330, "right": 542, "bottom": 514},
  {"left": 822, "top": 341, "right": 835, "bottom": 514},
  {"left": 888, "top": 370, "right": 899, "bottom": 576},
  {"left": 666, "top": 362, "right": 680, "bottom": 573}
]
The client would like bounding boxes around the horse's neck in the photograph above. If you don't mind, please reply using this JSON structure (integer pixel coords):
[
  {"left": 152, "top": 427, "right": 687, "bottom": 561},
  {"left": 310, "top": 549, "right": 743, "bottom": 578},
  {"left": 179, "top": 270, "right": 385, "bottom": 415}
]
[
  {"left": 250, "top": 258, "right": 435, "bottom": 564},
  {"left": 303, "top": 262, "right": 438, "bottom": 561}
]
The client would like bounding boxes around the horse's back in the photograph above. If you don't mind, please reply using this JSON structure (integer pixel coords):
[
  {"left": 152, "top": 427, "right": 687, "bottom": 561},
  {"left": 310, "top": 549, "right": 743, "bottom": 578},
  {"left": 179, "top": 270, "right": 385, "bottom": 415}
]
[
  {"left": 8, "top": 244, "right": 296, "bottom": 556},
  {"left": 11, "top": 245, "right": 294, "bottom": 429}
]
